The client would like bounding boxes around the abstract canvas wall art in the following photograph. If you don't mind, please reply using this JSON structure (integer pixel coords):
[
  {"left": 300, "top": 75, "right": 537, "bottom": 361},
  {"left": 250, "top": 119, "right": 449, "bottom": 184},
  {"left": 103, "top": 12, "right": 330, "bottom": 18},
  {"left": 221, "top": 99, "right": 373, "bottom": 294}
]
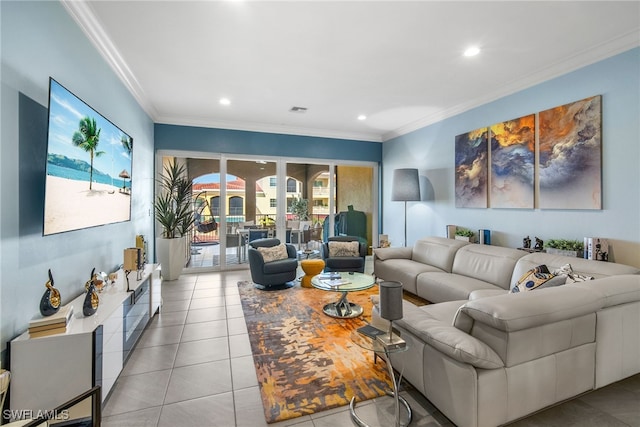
[
  {"left": 489, "top": 115, "right": 535, "bottom": 208},
  {"left": 455, "top": 128, "right": 488, "bottom": 208},
  {"left": 538, "top": 96, "right": 602, "bottom": 209}
]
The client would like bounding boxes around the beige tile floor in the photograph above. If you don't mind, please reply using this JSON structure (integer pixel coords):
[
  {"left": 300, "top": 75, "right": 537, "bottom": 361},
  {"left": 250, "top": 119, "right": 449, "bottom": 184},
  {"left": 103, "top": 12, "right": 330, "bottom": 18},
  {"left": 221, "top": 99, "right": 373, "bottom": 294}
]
[{"left": 102, "top": 264, "right": 640, "bottom": 427}]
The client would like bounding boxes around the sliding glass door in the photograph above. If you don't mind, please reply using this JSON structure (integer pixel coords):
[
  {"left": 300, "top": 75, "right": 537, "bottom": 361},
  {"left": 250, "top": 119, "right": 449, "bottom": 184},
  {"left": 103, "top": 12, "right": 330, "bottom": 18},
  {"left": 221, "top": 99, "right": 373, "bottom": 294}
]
[
  {"left": 187, "top": 156, "right": 280, "bottom": 268},
  {"left": 156, "top": 152, "right": 377, "bottom": 272},
  {"left": 225, "top": 158, "right": 279, "bottom": 265},
  {"left": 182, "top": 157, "right": 224, "bottom": 268}
]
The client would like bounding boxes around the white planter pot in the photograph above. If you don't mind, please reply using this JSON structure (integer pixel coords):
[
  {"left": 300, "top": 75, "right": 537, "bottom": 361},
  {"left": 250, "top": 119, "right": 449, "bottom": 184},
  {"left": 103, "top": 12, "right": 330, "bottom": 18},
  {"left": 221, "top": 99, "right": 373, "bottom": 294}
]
[
  {"left": 455, "top": 235, "right": 476, "bottom": 243},
  {"left": 545, "top": 248, "right": 579, "bottom": 257},
  {"left": 156, "top": 237, "right": 186, "bottom": 281}
]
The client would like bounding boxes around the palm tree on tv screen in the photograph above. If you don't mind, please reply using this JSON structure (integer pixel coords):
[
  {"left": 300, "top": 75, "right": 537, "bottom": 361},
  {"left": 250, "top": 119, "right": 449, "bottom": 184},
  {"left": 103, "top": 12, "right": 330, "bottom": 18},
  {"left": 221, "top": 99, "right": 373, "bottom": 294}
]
[
  {"left": 121, "top": 135, "right": 132, "bottom": 155},
  {"left": 72, "top": 116, "right": 104, "bottom": 190},
  {"left": 120, "top": 135, "right": 133, "bottom": 189}
]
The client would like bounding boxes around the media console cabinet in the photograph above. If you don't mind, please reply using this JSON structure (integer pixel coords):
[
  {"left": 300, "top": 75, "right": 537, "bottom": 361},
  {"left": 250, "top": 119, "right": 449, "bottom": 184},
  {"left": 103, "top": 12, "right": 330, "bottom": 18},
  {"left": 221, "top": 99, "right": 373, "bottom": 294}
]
[{"left": 8, "top": 263, "right": 162, "bottom": 414}]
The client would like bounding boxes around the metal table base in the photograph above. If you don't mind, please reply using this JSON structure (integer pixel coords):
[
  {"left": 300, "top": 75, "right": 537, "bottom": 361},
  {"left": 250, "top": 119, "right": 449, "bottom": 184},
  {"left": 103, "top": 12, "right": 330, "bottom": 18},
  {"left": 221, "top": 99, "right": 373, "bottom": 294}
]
[
  {"left": 322, "top": 291, "right": 363, "bottom": 319},
  {"left": 349, "top": 349, "right": 412, "bottom": 427}
]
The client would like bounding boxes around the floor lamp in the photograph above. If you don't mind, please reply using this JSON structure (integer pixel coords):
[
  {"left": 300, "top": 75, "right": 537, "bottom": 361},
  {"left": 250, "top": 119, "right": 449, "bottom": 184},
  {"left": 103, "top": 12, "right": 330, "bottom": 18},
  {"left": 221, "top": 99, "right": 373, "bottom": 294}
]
[{"left": 391, "top": 168, "right": 420, "bottom": 247}]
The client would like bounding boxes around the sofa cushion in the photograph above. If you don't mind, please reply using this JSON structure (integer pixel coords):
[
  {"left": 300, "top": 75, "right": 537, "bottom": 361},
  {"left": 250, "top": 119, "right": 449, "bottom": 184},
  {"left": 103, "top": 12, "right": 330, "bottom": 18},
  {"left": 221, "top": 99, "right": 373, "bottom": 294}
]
[
  {"left": 328, "top": 241, "right": 359, "bottom": 257},
  {"left": 511, "top": 265, "right": 566, "bottom": 293},
  {"left": 393, "top": 301, "right": 503, "bottom": 369},
  {"left": 469, "top": 289, "right": 508, "bottom": 300},
  {"left": 373, "top": 246, "right": 413, "bottom": 261},
  {"left": 374, "top": 259, "right": 445, "bottom": 295},
  {"left": 371, "top": 298, "right": 465, "bottom": 325},
  {"left": 420, "top": 324, "right": 504, "bottom": 369},
  {"left": 258, "top": 243, "right": 288, "bottom": 263},
  {"left": 420, "top": 299, "right": 468, "bottom": 323},
  {"left": 454, "top": 286, "right": 604, "bottom": 333},
  {"left": 416, "top": 272, "right": 504, "bottom": 303},
  {"left": 451, "top": 244, "right": 527, "bottom": 290},
  {"left": 411, "top": 237, "right": 470, "bottom": 272},
  {"left": 453, "top": 287, "right": 603, "bottom": 367},
  {"left": 570, "top": 274, "right": 640, "bottom": 308}
]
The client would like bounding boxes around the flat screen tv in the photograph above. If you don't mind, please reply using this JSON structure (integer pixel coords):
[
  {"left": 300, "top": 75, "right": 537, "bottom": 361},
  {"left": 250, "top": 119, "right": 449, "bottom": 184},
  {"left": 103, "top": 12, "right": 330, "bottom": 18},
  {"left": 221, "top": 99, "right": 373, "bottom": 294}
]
[{"left": 43, "top": 78, "right": 133, "bottom": 235}]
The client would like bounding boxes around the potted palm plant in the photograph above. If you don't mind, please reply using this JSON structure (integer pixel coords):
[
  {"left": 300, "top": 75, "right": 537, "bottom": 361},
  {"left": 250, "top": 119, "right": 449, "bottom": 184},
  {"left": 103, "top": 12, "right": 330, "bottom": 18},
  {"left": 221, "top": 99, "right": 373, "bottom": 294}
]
[{"left": 154, "top": 160, "right": 194, "bottom": 280}]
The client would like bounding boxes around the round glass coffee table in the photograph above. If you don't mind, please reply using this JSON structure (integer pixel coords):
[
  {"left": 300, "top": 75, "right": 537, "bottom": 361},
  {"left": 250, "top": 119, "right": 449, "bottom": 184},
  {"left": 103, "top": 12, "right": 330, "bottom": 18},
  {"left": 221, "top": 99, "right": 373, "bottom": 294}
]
[{"left": 310, "top": 272, "right": 375, "bottom": 318}]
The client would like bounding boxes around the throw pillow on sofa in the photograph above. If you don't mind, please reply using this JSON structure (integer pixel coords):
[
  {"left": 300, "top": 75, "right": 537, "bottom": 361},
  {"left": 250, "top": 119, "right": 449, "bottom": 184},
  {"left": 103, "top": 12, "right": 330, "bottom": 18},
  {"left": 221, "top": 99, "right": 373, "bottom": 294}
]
[
  {"left": 258, "top": 244, "right": 289, "bottom": 263},
  {"left": 511, "top": 264, "right": 566, "bottom": 293},
  {"left": 552, "top": 263, "right": 594, "bottom": 284},
  {"left": 328, "top": 241, "right": 360, "bottom": 257}
]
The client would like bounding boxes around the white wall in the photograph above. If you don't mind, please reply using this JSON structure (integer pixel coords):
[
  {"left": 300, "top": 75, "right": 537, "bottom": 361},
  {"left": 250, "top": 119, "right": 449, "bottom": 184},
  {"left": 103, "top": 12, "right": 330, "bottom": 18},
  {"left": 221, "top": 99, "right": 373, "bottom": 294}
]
[
  {"left": 383, "top": 48, "right": 640, "bottom": 268},
  {"left": 0, "top": 1, "right": 155, "bottom": 358}
]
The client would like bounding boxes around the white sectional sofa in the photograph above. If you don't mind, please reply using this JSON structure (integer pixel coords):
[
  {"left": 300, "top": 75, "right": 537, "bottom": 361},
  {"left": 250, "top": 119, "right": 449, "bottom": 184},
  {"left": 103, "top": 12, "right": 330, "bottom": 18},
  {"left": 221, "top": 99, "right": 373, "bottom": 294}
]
[{"left": 372, "top": 237, "right": 640, "bottom": 427}]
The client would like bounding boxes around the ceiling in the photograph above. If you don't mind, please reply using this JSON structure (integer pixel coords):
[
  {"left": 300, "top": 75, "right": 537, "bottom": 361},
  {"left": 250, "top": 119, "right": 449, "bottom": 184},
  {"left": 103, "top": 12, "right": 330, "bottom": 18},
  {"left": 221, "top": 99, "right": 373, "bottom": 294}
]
[{"left": 62, "top": 1, "right": 640, "bottom": 143}]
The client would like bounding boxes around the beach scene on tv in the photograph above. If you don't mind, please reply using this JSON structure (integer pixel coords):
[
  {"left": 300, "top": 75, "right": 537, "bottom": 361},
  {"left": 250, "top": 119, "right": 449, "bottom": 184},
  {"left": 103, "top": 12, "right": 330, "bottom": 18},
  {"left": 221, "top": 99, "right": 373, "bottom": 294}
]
[{"left": 44, "top": 79, "right": 133, "bottom": 235}]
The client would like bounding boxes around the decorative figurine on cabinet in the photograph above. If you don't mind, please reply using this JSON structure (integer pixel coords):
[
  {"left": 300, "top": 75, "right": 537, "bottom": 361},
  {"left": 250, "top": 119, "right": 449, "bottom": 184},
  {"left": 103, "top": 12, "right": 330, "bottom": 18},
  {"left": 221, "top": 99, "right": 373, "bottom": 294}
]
[
  {"left": 83, "top": 268, "right": 100, "bottom": 317},
  {"left": 534, "top": 237, "right": 544, "bottom": 251},
  {"left": 522, "top": 236, "right": 531, "bottom": 249},
  {"left": 108, "top": 272, "right": 118, "bottom": 287},
  {"left": 39, "top": 269, "right": 61, "bottom": 316}
]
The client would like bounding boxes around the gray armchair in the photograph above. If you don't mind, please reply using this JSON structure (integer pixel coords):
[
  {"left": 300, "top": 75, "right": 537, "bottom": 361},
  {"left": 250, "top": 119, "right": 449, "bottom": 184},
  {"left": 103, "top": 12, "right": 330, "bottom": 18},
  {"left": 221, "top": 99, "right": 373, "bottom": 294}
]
[
  {"left": 322, "top": 235, "right": 367, "bottom": 273},
  {"left": 248, "top": 238, "right": 298, "bottom": 290}
]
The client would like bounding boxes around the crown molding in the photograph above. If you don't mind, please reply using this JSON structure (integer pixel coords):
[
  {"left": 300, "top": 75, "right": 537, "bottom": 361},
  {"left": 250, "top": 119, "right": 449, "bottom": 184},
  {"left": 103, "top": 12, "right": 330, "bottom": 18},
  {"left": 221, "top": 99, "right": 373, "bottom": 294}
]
[
  {"left": 60, "top": 0, "right": 158, "bottom": 119},
  {"left": 382, "top": 30, "right": 640, "bottom": 141}
]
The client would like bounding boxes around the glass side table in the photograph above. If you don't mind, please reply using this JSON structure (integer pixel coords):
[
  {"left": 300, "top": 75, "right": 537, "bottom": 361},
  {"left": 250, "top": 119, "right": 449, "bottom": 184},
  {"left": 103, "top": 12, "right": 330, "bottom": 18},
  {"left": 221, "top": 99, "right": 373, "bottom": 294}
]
[{"left": 350, "top": 329, "right": 412, "bottom": 427}]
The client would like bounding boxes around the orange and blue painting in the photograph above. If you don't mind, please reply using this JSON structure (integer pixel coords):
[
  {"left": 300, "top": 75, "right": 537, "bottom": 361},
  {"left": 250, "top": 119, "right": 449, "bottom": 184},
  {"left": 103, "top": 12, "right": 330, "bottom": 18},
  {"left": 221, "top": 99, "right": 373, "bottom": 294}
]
[
  {"left": 490, "top": 114, "right": 535, "bottom": 208},
  {"left": 455, "top": 127, "right": 488, "bottom": 208},
  {"left": 539, "top": 96, "right": 602, "bottom": 209}
]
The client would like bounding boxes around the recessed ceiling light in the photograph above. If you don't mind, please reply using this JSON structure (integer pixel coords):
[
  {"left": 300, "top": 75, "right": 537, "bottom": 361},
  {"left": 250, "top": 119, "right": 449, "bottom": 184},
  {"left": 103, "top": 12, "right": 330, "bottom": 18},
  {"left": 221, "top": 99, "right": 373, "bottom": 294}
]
[
  {"left": 463, "top": 46, "right": 480, "bottom": 57},
  {"left": 357, "top": 115, "right": 367, "bottom": 121},
  {"left": 219, "top": 98, "right": 231, "bottom": 106}
]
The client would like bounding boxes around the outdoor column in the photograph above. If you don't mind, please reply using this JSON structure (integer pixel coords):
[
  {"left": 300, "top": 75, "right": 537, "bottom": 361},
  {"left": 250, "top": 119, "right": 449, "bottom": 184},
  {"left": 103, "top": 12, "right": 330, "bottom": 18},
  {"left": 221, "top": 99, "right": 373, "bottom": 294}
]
[{"left": 244, "top": 171, "right": 258, "bottom": 222}]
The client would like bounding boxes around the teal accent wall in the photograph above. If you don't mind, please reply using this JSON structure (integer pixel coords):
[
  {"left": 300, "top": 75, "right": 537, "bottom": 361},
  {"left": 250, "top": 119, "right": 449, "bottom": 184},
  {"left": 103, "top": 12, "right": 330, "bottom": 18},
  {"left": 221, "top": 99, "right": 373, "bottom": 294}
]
[
  {"left": 382, "top": 48, "right": 640, "bottom": 267},
  {"left": 155, "top": 124, "right": 382, "bottom": 162},
  {"left": 0, "top": 1, "right": 155, "bottom": 359}
]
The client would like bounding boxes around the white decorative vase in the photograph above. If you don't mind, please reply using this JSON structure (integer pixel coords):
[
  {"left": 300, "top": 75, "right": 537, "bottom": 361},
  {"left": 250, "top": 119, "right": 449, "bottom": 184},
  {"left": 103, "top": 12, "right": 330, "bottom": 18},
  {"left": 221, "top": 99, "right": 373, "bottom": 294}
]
[{"left": 156, "top": 237, "right": 186, "bottom": 281}]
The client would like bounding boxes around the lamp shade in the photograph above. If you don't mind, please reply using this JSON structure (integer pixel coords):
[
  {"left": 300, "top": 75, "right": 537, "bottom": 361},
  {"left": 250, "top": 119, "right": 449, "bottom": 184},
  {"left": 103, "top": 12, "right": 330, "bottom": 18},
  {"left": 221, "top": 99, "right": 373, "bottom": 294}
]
[
  {"left": 379, "top": 281, "right": 403, "bottom": 321},
  {"left": 391, "top": 168, "right": 420, "bottom": 201}
]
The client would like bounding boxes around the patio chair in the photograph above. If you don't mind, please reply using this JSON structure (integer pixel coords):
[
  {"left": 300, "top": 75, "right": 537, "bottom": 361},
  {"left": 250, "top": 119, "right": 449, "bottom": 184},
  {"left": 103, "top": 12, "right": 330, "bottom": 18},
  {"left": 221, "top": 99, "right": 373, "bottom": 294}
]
[
  {"left": 248, "top": 229, "right": 269, "bottom": 242},
  {"left": 226, "top": 233, "right": 242, "bottom": 263}
]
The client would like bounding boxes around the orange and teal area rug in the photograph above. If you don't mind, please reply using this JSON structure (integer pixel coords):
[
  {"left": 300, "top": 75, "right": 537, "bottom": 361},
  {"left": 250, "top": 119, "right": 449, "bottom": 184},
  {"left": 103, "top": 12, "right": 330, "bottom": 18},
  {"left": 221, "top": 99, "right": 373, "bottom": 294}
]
[{"left": 238, "top": 281, "right": 392, "bottom": 423}]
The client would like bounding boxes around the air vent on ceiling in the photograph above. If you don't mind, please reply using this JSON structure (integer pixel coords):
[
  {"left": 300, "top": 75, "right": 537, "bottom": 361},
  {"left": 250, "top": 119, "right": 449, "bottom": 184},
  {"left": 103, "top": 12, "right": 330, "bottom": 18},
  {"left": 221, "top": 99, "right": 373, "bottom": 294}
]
[{"left": 289, "top": 106, "right": 308, "bottom": 113}]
